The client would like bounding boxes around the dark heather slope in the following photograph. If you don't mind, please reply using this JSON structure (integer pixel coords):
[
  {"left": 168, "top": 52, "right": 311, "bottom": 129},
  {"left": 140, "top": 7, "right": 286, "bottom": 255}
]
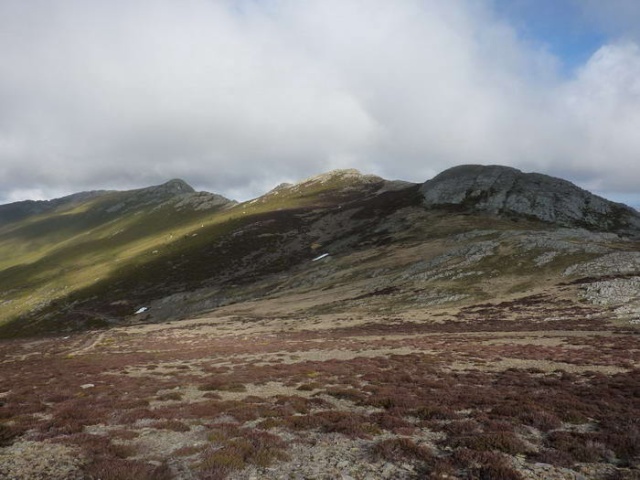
[{"left": 420, "top": 164, "right": 640, "bottom": 234}]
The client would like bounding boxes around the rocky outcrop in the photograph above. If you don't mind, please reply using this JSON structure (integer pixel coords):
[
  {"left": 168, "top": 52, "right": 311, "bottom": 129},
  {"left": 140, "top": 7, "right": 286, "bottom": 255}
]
[
  {"left": 420, "top": 165, "right": 640, "bottom": 234},
  {"left": 103, "top": 179, "right": 234, "bottom": 214}
]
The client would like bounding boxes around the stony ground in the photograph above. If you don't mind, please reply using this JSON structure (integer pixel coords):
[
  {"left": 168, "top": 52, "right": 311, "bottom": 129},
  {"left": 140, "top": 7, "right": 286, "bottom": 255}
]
[{"left": 1, "top": 280, "right": 639, "bottom": 480}]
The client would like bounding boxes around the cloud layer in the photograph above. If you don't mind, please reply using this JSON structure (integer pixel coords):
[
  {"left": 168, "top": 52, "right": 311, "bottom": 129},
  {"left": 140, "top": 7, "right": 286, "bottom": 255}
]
[{"left": 0, "top": 0, "right": 639, "bottom": 203}]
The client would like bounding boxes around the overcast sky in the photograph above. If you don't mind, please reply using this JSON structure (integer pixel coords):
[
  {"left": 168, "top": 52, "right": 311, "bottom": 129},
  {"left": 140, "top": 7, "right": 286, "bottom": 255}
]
[{"left": 1, "top": 0, "right": 640, "bottom": 204}]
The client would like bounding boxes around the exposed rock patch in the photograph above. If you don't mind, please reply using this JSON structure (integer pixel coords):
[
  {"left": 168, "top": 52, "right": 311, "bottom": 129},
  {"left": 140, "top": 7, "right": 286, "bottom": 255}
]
[
  {"left": 0, "top": 441, "right": 86, "bottom": 480},
  {"left": 420, "top": 165, "right": 640, "bottom": 234},
  {"left": 564, "top": 252, "right": 640, "bottom": 277}
]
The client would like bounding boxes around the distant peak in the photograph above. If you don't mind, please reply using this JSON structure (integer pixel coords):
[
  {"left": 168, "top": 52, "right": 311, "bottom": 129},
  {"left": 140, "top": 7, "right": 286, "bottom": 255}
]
[
  {"left": 435, "top": 164, "right": 521, "bottom": 178},
  {"left": 156, "top": 179, "right": 195, "bottom": 194},
  {"left": 123, "top": 179, "right": 196, "bottom": 208},
  {"left": 300, "top": 168, "right": 383, "bottom": 185},
  {"left": 420, "top": 164, "right": 640, "bottom": 234}
]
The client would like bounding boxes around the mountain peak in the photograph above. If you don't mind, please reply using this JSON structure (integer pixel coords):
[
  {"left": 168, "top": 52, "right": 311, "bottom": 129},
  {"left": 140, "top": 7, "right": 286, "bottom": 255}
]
[
  {"left": 153, "top": 178, "right": 195, "bottom": 195},
  {"left": 301, "top": 168, "right": 381, "bottom": 184},
  {"left": 127, "top": 178, "right": 196, "bottom": 205},
  {"left": 420, "top": 164, "right": 640, "bottom": 234}
]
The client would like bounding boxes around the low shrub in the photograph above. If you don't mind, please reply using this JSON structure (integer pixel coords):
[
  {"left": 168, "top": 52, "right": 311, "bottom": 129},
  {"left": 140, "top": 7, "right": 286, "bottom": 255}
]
[
  {"left": 199, "top": 429, "right": 288, "bottom": 479},
  {"left": 285, "top": 410, "right": 379, "bottom": 438},
  {"left": 546, "top": 431, "right": 608, "bottom": 463},
  {"left": 156, "top": 392, "right": 183, "bottom": 401},
  {"left": 411, "top": 405, "right": 458, "bottom": 421},
  {"left": 0, "top": 423, "right": 21, "bottom": 447},
  {"left": 448, "top": 431, "right": 528, "bottom": 455},
  {"left": 150, "top": 420, "right": 190, "bottom": 432},
  {"left": 370, "top": 437, "right": 434, "bottom": 463},
  {"left": 84, "top": 459, "right": 172, "bottom": 480},
  {"left": 452, "top": 449, "right": 523, "bottom": 480}
]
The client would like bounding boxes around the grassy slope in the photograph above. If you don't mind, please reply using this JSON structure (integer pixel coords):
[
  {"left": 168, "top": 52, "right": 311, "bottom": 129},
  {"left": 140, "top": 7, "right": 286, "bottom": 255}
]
[
  {"left": 0, "top": 188, "right": 235, "bottom": 331},
  {"left": 0, "top": 174, "right": 396, "bottom": 337}
]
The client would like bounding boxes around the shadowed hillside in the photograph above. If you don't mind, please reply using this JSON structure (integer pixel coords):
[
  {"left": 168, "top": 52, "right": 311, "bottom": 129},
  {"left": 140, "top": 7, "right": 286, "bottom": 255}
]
[{"left": 2, "top": 166, "right": 640, "bottom": 337}]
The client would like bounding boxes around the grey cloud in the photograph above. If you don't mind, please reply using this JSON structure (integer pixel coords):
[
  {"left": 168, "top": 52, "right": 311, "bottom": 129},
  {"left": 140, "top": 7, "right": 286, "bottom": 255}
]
[{"left": 0, "top": 0, "right": 639, "bottom": 205}]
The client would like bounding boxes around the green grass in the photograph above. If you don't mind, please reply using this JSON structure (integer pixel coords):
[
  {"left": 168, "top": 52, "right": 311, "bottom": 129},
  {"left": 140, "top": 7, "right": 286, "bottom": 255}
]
[{"left": 0, "top": 177, "right": 357, "bottom": 336}]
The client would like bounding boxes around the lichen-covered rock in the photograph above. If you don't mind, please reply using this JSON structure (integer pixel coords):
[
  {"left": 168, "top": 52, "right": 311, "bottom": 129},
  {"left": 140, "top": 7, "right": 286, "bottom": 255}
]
[
  {"left": 420, "top": 165, "right": 640, "bottom": 234},
  {"left": 0, "top": 441, "right": 86, "bottom": 480}
]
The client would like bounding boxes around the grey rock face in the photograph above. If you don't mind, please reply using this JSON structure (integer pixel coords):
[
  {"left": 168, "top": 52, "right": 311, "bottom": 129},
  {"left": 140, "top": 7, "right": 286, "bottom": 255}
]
[{"left": 420, "top": 165, "right": 640, "bottom": 234}]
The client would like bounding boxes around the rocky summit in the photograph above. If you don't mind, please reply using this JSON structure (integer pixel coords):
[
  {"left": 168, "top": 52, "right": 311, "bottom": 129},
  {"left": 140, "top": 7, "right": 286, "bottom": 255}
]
[
  {"left": 421, "top": 164, "right": 640, "bottom": 234},
  {"left": 1, "top": 165, "right": 639, "bottom": 480}
]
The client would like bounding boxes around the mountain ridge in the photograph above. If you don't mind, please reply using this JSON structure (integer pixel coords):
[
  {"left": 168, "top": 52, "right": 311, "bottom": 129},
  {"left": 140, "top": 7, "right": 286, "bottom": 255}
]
[
  {"left": 1, "top": 164, "right": 640, "bottom": 338},
  {"left": 5, "top": 165, "right": 639, "bottom": 233}
]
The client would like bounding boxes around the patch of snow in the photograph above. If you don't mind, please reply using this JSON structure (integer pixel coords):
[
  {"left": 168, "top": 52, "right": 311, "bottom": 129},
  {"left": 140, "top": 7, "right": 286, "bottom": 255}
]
[
  {"left": 135, "top": 307, "right": 149, "bottom": 314},
  {"left": 312, "top": 253, "right": 330, "bottom": 262}
]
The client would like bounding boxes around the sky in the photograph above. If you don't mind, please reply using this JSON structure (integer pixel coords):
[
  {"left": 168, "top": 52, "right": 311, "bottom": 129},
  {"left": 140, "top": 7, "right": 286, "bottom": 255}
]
[{"left": 1, "top": 0, "right": 640, "bottom": 205}]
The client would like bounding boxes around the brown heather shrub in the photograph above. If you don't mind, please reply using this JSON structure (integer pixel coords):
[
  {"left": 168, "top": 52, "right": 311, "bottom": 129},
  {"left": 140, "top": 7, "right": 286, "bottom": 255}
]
[
  {"left": 606, "top": 470, "right": 640, "bottom": 480},
  {"left": 172, "top": 445, "right": 206, "bottom": 457},
  {"left": 199, "top": 381, "right": 247, "bottom": 393},
  {"left": 165, "top": 400, "right": 223, "bottom": 419},
  {"left": 84, "top": 458, "right": 172, "bottom": 480},
  {"left": 150, "top": 419, "right": 191, "bottom": 432},
  {"left": 603, "top": 432, "right": 640, "bottom": 464},
  {"left": 256, "top": 418, "right": 284, "bottom": 430},
  {"left": 440, "top": 419, "right": 482, "bottom": 436},
  {"left": 10, "top": 414, "right": 40, "bottom": 431},
  {"left": 117, "top": 407, "right": 162, "bottom": 424},
  {"left": 38, "top": 412, "right": 87, "bottom": 437},
  {"left": 452, "top": 449, "right": 523, "bottom": 480},
  {"left": 225, "top": 402, "right": 274, "bottom": 423},
  {"left": 274, "top": 395, "right": 314, "bottom": 414},
  {"left": 545, "top": 431, "right": 608, "bottom": 463},
  {"left": 58, "top": 432, "right": 140, "bottom": 471},
  {"left": 109, "top": 429, "right": 140, "bottom": 440},
  {"left": 324, "top": 387, "right": 368, "bottom": 403},
  {"left": 518, "top": 409, "right": 562, "bottom": 431},
  {"left": 155, "top": 391, "right": 183, "bottom": 401},
  {"left": 370, "top": 437, "right": 434, "bottom": 463},
  {"left": 470, "top": 461, "right": 524, "bottom": 480},
  {"left": 41, "top": 393, "right": 74, "bottom": 403},
  {"left": 528, "top": 448, "right": 575, "bottom": 467},
  {"left": 412, "top": 404, "right": 458, "bottom": 421},
  {"left": 545, "top": 396, "right": 593, "bottom": 424},
  {"left": 202, "top": 392, "right": 223, "bottom": 400},
  {"left": 199, "top": 447, "right": 245, "bottom": 477},
  {"left": 117, "top": 398, "right": 151, "bottom": 409},
  {"left": 206, "top": 423, "right": 242, "bottom": 443},
  {"left": 285, "top": 410, "right": 379, "bottom": 438},
  {"left": 0, "top": 423, "right": 22, "bottom": 447},
  {"left": 365, "top": 392, "right": 422, "bottom": 410},
  {"left": 448, "top": 431, "right": 529, "bottom": 455},
  {"left": 200, "top": 429, "right": 288, "bottom": 479},
  {"left": 296, "top": 382, "right": 320, "bottom": 391},
  {"left": 369, "top": 412, "right": 415, "bottom": 433},
  {"left": 0, "top": 399, "right": 45, "bottom": 418},
  {"left": 417, "top": 458, "right": 457, "bottom": 479}
]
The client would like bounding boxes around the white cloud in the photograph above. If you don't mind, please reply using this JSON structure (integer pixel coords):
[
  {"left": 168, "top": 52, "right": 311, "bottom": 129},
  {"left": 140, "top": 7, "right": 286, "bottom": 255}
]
[
  {"left": 553, "top": 42, "right": 640, "bottom": 193},
  {"left": 0, "top": 0, "right": 639, "bottom": 203}
]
